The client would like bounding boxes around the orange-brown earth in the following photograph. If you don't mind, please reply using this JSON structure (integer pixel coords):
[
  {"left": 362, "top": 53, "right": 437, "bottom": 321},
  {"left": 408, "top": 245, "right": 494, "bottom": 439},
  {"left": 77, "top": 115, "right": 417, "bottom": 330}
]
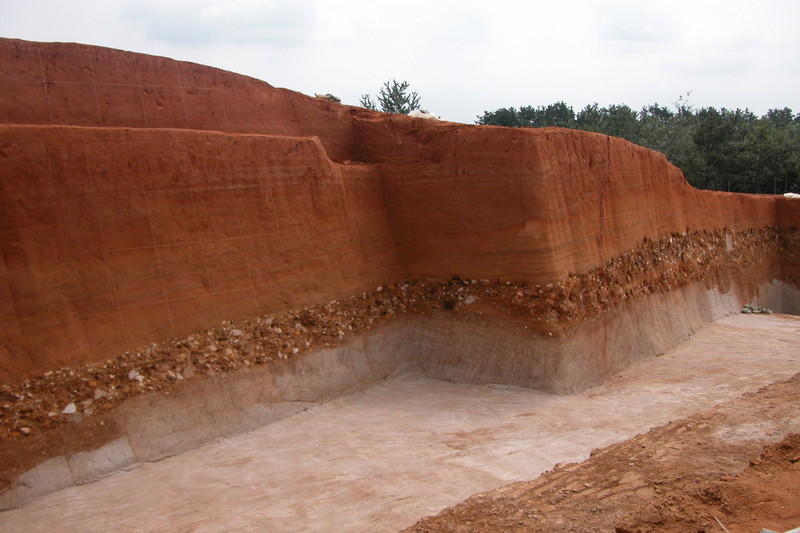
[
  {"left": 405, "top": 374, "right": 800, "bottom": 533},
  {"left": 2, "top": 37, "right": 799, "bottom": 384},
  {"left": 0, "top": 226, "right": 792, "bottom": 443},
  {"left": 1, "top": 38, "right": 800, "bottom": 528}
]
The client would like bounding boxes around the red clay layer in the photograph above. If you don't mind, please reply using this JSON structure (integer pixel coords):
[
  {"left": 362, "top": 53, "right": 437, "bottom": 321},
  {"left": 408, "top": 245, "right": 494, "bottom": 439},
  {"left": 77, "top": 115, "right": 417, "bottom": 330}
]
[{"left": 1, "top": 38, "right": 798, "bottom": 381}]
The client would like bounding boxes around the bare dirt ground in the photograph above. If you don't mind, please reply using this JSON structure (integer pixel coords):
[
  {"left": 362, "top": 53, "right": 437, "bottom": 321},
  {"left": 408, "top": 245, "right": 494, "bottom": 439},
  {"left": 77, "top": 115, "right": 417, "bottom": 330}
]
[
  {"left": 406, "top": 377, "right": 800, "bottom": 533},
  {"left": 0, "top": 314, "right": 798, "bottom": 532}
]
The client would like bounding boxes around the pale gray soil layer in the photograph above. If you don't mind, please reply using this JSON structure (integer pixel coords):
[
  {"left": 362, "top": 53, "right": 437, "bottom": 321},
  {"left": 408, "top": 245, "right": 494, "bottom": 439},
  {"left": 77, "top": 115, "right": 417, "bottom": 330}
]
[{"left": 1, "top": 314, "right": 798, "bottom": 532}]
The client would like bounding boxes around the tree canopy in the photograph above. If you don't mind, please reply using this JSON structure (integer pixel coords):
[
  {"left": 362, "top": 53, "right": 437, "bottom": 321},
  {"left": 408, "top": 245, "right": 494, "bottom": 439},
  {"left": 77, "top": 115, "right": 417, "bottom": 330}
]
[
  {"left": 477, "top": 100, "right": 800, "bottom": 195},
  {"left": 360, "top": 79, "right": 421, "bottom": 115}
]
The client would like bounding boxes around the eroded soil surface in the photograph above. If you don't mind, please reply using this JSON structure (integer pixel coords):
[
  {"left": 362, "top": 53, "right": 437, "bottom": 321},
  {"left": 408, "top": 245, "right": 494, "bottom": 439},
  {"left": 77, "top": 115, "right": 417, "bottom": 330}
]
[{"left": 406, "top": 377, "right": 800, "bottom": 533}]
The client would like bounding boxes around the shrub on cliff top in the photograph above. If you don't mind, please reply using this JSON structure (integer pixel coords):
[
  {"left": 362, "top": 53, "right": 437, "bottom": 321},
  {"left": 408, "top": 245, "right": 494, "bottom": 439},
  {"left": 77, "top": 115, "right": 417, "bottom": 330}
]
[{"left": 360, "top": 78, "right": 421, "bottom": 115}]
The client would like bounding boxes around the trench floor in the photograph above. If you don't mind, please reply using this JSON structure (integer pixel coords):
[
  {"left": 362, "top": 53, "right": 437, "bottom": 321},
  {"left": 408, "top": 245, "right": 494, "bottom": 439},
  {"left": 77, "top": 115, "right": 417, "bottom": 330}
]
[{"left": 2, "top": 314, "right": 799, "bottom": 532}]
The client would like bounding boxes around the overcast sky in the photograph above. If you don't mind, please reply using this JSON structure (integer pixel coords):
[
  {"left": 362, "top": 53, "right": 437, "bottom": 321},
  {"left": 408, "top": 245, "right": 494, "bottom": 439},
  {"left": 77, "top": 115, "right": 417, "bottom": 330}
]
[{"left": 3, "top": 0, "right": 799, "bottom": 123}]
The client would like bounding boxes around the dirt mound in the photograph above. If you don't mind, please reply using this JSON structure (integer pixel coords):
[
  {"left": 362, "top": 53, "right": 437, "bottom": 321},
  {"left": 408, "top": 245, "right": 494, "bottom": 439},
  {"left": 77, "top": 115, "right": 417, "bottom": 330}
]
[{"left": 405, "top": 375, "right": 800, "bottom": 533}]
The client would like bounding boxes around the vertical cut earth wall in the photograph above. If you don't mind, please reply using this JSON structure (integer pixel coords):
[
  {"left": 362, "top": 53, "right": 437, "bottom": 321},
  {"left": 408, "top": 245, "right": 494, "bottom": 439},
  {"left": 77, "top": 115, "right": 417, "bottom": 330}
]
[{"left": 1, "top": 38, "right": 798, "bottom": 381}]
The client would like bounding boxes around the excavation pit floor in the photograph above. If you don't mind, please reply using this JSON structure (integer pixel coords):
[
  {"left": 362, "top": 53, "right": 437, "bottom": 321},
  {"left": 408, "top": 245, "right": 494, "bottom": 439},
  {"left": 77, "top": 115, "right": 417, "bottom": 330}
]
[{"left": 2, "top": 314, "right": 799, "bottom": 532}]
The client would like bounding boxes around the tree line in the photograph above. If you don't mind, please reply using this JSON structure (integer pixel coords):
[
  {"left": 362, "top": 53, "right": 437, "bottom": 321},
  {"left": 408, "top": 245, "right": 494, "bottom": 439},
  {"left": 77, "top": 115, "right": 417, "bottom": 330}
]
[{"left": 476, "top": 98, "right": 800, "bottom": 194}]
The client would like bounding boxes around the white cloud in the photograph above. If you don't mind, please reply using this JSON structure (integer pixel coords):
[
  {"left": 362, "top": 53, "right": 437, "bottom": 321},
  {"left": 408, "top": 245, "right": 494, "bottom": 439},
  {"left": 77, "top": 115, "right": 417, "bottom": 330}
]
[
  {"left": 125, "top": 0, "right": 316, "bottom": 46},
  {"left": 597, "top": 2, "right": 676, "bottom": 46},
  {"left": 0, "top": 0, "right": 798, "bottom": 122}
]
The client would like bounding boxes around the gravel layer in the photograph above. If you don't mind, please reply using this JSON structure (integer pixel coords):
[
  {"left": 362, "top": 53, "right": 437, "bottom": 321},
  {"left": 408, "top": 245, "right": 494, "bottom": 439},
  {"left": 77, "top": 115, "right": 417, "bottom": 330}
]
[{"left": 0, "top": 227, "right": 795, "bottom": 441}]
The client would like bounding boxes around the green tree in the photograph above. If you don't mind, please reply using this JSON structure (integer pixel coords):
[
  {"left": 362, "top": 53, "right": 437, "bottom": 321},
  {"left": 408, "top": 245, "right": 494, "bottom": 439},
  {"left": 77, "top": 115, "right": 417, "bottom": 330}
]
[
  {"left": 575, "top": 103, "right": 604, "bottom": 132},
  {"left": 360, "top": 79, "right": 421, "bottom": 114},
  {"left": 476, "top": 107, "right": 522, "bottom": 127},
  {"left": 477, "top": 102, "right": 575, "bottom": 128},
  {"left": 542, "top": 101, "right": 576, "bottom": 128},
  {"left": 637, "top": 104, "right": 674, "bottom": 154}
]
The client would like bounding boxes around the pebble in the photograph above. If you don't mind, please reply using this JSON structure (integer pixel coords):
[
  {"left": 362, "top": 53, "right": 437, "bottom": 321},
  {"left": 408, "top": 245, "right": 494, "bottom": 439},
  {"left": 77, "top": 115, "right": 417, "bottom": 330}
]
[
  {"left": 0, "top": 227, "right": 787, "bottom": 441},
  {"left": 62, "top": 403, "right": 77, "bottom": 414}
]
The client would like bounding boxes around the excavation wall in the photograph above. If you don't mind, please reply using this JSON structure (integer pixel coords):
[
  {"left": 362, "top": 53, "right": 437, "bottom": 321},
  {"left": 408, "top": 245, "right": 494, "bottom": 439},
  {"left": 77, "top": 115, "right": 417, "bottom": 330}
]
[
  {"left": 1, "top": 280, "right": 786, "bottom": 511},
  {"left": 1, "top": 38, "right": 799, "bottom": 382}
]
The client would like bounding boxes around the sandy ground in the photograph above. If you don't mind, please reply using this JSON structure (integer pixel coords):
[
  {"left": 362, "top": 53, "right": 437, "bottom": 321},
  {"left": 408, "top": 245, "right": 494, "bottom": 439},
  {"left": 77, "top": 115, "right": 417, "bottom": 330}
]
[{"left": 1, "top": 314, "right": 798, "bottom": 532}]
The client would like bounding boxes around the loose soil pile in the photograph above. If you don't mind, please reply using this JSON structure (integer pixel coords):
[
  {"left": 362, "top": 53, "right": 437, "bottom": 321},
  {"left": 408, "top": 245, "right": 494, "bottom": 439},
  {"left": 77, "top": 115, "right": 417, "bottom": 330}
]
[{"left": 406, "top": 374, "right": 800, "bottom": 533}]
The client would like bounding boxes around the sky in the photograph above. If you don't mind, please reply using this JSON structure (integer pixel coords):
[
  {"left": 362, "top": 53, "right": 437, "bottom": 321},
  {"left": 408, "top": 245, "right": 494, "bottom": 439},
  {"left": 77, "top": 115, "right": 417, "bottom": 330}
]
[{"left": 2, "top": 0, "right": 799, "bottom": 124}]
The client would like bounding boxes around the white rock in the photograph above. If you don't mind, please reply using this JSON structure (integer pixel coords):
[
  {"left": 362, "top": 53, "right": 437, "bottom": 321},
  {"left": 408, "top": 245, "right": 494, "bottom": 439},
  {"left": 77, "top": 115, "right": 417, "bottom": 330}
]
[
  {"left": 62, "top": 402, "right": 77, "bottom": 414},
  {"left": 230, "top": 329, "right": 243, "bottom": 337},
  {"left": 408, "top": 109, "right": 440, "bottom": 120}
]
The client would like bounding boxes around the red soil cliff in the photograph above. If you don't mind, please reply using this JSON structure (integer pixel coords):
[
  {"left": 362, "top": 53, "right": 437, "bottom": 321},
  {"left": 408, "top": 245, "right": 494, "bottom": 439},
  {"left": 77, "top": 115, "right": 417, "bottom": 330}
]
[{"left": 1, "top": 38, "right": 798, "bottom": 382}]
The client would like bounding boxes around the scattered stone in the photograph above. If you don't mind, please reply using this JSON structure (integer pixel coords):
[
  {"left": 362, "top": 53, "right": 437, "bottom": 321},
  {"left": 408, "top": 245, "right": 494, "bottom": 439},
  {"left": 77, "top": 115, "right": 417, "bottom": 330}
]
[
  {"left": 0, "top": 227, "right": 793, "bottom": 441},
  {"left": 62, "top": 403, "right": 77, "bottom": 414},
  {"left": 18, "top": 426, "right": 31, "bottom": 435},
  {"left": 741, "top": 304, "right": 773, "bottom": 315}
]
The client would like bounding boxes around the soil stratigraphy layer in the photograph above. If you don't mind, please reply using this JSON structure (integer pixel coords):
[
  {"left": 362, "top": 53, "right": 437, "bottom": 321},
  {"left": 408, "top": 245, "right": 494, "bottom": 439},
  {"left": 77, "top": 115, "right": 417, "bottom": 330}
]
[
  {"left": 0, "top": 227, "right": 794, "bottom": 443},
  {"left": 2, "top": 38, "right": 800, "bottom": 527},
  {"left": 0, "top": 314, "right": 798, "bottom": 532},
  {"left": 2, "top": 37, "right": 800, "bottom": 383}
]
